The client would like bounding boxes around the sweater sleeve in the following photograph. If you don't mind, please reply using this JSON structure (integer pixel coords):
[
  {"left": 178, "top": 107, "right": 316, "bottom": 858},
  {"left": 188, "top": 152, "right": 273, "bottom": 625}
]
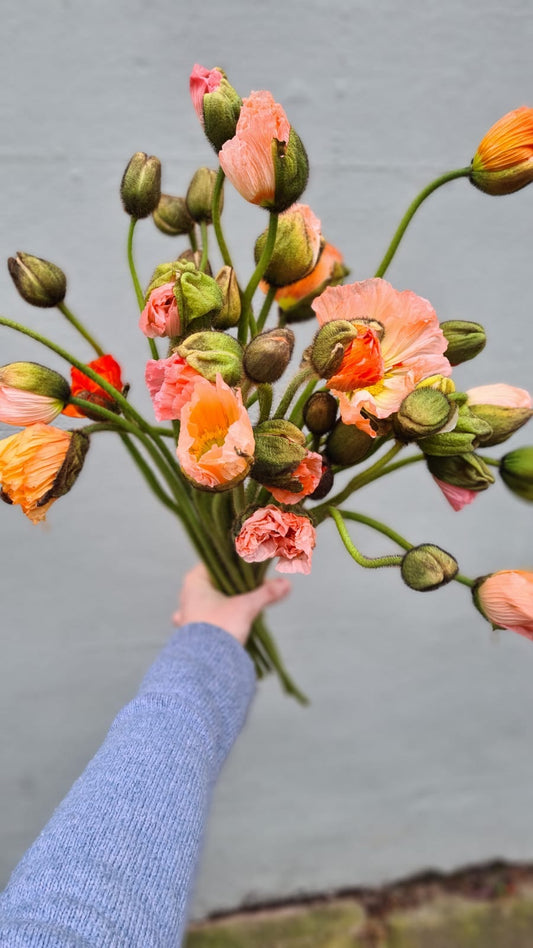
[{"left": 0, "top": 622, "right": 256, "bottom": 948}]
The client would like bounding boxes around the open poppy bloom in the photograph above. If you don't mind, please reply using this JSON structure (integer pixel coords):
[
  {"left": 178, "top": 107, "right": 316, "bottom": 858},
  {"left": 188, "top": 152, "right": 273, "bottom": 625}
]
[
  {"left": 63, "top": 354, "right": 123, "bottom": 419},
  {"left": 0, "top": 424, "right": 87, "bottom": 524},
  {"left": 470, "top": 107, "right": 533, "bottom": 195},
  {"left": 235, "top": 505, "right": 316, "bottom": 574},
  {"left": 313, "top": 279, "right": 451, "bottom": 436},
  {"left": 475, "top": 570, "right": 533, "bottom": 639},
  {"left": 177, "top": 374, "right": 254, "bottom": 490}
]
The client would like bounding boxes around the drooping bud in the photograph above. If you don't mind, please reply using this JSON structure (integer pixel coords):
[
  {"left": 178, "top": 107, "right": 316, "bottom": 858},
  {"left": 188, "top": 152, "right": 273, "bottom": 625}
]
[
  {"left": 8, "top": 252, "right": 66, "bottom": 308},
  {"left": 120, "top": 152, "right": 162, "bottom": 219},
  {"left": 243, "top": 328, "right": 295, "bottom": 383},
  {"left": 0, "top": 362, "right": 71, "bottom": 426},
  {"left": 311, "top": 320, "right": 358, "bottom": 378},
  {"left": 176, "top": 331, "right": 243, "bottom": 386},
  {"left": 186, "top": 167, "right": 221, "bottom": 223},
  {"left": 401, "top": 544, "right": 459, "bottom": 592},
  {"left": 153, "top": 194, "right": 195, "bottom": 236},
  {"left": 190, "top": 65, "right": 242, "bottom": 152},
  {"left": 212, "top": 266, "right": 241, "bottom": 329},
  {"left": 500, "top": 447, "right": 533, "bottom": 501},
  {"left": 440, "top": 320, "right": 486, "bottom": 366},
  {"left": 326, "top": 419, "right": 374, "bottom": 466},
  {"left": 426, "top": 453, "right": 495, "bottom": 491},
  {"left": 251, "top": 419, "right": 307, "bottom": 484},
  {"left": 255, "top": 204, "right": 322, "bottom": 287},
  {"left": 470, "top": 107, "right": 533, "bottom": 196},
  {"left": 393, "top": 388, "right": 457, "bottom": 441},
  {"left": 303, "top": 392, "right": 338, "bottom": 435}
]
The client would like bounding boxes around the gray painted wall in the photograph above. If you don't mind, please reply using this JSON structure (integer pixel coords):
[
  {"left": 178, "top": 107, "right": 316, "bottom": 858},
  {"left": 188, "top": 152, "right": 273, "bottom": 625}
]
[{"left": 1, "top": 0, "right": 532, "bottom": 919}]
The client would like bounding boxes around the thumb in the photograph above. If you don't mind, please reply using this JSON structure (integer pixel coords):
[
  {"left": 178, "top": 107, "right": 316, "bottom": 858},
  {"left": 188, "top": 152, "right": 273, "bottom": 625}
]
[{"left": 239, "top": 577, "right": 292, "bottom": 621}]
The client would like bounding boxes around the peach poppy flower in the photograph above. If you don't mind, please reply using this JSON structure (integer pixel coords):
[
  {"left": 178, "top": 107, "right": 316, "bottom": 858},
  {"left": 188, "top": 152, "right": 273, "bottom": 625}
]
[
  {"left": 312, "top": 279, "right": 451, "bottom": 436},
  {"left": 0, "top": 424, "right": 72, "bottom": 523},
  {"left": 177, "top": 374, "right": 254, "bottom": 490},
  {"left": 471, "top": 107, "right": 533, "bottom": 195},
  {"left": 63, "top": 354, "right": 123, "bottom": 419},
  {"left": 139, "top": 282, "right": 181, "bottom": 339},
  {"left": 235, "top": 505, "right": 316, "bottom": 574},
  {"left": 145, "top": 354, "right": 200, "bottom": 421},
  {"left": 466, "top": 383, "right": 532, "bottom": 409},
  {"left": 269, "top": 242, "right": 345, "bottom": 311},
  {"left": 189, "top": 64, "right": 224, "bottom": 125},
  {"left": 267, "top": 451, "right": 323, "bottom": 504},
  {"left": 432, "top": 477, "right": 479, "bottom": 512},
  {"left": 475, "top": 570, "right": 533, "bottom": 639},
  {"left": 219, "top": 91, "right": 290, "bottom": 206}
]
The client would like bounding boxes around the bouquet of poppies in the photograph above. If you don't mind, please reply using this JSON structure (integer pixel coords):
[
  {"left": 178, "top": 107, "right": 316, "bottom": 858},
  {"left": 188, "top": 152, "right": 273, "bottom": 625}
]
[{"left": 1, "top": 66, "right": 533, "bottom": 701}]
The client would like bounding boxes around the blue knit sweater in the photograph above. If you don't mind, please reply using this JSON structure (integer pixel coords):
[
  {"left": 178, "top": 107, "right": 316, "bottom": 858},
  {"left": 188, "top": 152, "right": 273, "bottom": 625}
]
[{"left": 0, "top": 623, "right": 256, "bottom": 947}]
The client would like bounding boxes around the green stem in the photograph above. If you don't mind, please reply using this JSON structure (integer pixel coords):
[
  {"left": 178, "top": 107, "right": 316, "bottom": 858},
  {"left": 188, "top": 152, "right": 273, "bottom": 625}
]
[
  {"left": 57, "top": 302, "right": 105, "bottom": 357},
  {"left": 212, "top": 169, "right": 233, "bottom": 268},
  {"left": 238, "top": 212, "right": 279, "bottom": 344},
  {"left": 256, "top": 285, "right": 276, "bottom": 333},
  {"left": 328, "top": 507, "right": 403, "bottom": 569},
  {"left": 289, "top": 377, "right": 319, "bottom": 427},
  {"left": 313, "top": 442, "right": 404, "bottom": 523},
  {"left": 189, "top": 228, "right": 198, "bottom": 253},
  {"left": 273, "top": 367, "right": 316, "bottom": 419},
  {"left": 480, "top": 456, "right": 500, "bottom": 468},
  {"left": 252, "top": 615, "right": 308, "bottom": 705},
  {"left": 199, "top": 220, "right": 209, "bottom": 272},
  {"left": 257, "top": 384, "right": 273, "bottom": 424},
  {"left": 127, "top": 218, "right": 158, "bottom": 359},
  {"left": 455, "top": 573, "right": 475, "bottom": 588},
  {"left": 337, "top": 509, "right": 412, "bottom": 552},
  {"left": 118, "top": 433, "right": 181, "bottom": 516},
  {"left": 374, "top": 167, "right": 471, "bottom": 278}
]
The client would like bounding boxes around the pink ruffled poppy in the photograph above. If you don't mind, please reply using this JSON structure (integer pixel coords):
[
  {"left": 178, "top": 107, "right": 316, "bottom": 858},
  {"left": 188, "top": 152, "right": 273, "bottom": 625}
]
[
  {"left": 313, "top": 279, "right": 451, "bottom": 436},
  {"left": 466, "top": 383, "right": 532, "bottom": 409},
  {"left": 189, "top": 64, "right": 224, "bottom": 125},
  {"left": 235, "top": 504, "right": 316, "bottom": 574},
  {"left": 0, "top": 387, "right": 64, "bottom": 426},
  {"left": 432, "top": 477, "right": 479, "bottom": 512},
  {"left": 139, "top": 282, "right": 181, "bottom": 339},
  {"left": 476, "top": 570, "right": 533, "bottom": 639},
  {"left": 145, "top": 355, "right": 200, "bottom": 421},
  {"left": 267, "top": 451, "right": 323, "bottom": 504},
  {"left": 218, "top": 90, "right": 290, "bottom": 206},
  {"left": 177, "top": 375, "right": 254, "bottom": 489}
]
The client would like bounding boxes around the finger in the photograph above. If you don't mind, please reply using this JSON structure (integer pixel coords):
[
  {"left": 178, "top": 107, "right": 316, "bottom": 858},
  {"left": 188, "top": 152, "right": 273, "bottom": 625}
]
[
  {"left": 240, "top": 577, "right": 292, "bottom": 620},
  {"left": 172, "top": 609, "right": 183, "bottom": 626}
]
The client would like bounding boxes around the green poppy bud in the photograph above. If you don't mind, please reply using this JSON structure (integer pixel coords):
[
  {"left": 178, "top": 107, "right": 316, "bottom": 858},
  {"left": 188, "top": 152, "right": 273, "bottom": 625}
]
[
  {"left": 173, "top": 264, "right": 224, "bottom": 333},
  {"left": 212, "top": 266, "right": 241, "bottom": 329},
  {"left": 311, "top": 320, "right": 358, "bottom": 378},
  {"left": 120, "top": 152, "right": 161, "bottom": 219},
  {"left": 153, "top": 194, "right": 195, "bottom": 236},
  {"left": 8, "top": 252, "right": 66, "bottom": 308},
  {"left": 426, "top": 453, "right": 495, "bottom": 491},
  {"left": 500, "top": 447, "right": 533, "bottom": 501},
  {"left": 0, "top": 362, "right": 70, "bottom": 403},
  {"left": 243, "top": 329, "right": 295, "bottom": 384},
  {"left": 186, "top": 167, "right": 221, "bottom": 223},
  {"left": 176, "top": 331, "right": 243, "bottom": 387},
  {"left": 394, "top": 388, "right": 457, "bottom": 441},
  {"left": 251, "top": 419, "right": 306, "bottom": 483},
  {"left": 440, "top": 320, "right": 487, "bottom": 366},
  {"left": 401, "top": 544, "right": 459, "bottom": 592},
  {"left": 270, "top": 128, "right": 309, "bottom": 214},
  {"left": 326, "top": 420, "right": 374, "bottom": 466},
  {"left": 303, "top": 392, "right": 338, "bottom": 435},
  {"left": 255, "top": 204, "right": 322, "bottom": 287},
  {"left": 468, "top": 404, "right": 533, "bottom": 447}
]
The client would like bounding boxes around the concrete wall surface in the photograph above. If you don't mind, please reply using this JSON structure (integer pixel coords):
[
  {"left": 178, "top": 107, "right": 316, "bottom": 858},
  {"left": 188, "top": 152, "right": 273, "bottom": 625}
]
[{"left": 1, "top": 0, "right": 533, "bottom": 919}]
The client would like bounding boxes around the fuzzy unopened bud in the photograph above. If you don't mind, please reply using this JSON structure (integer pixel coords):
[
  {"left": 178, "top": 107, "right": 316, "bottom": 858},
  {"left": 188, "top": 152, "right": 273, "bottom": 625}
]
[
  {"left": 308, "top": 455, "right": 334, "bottom": 500},
  {"left": 426, "top": 453, "right": 495, "bottom": 491},
  {"left": 419, "top": 405, "right": 492, "bottom": 456},
  {"left": 251, "top": 419, "right": 306, "bottom": 483},
  {"left": 303, "top": 392, "right": 338, "bottom": 435},
  {"left": 0, "top": 362, "right": 70, "bottom": 402},
  {"left": 326, "top": 420, "right": 373, "bottom": 466},
  {"left": 186, "top": 167, "right": 220, "bottom": 223},
  {"left": 401, "top": 544, "right": 458, "bottom": 592},
  {"left": 8, "top": 252, "right": 66, "bottom": 308},
  {"left": 243, "top": 329, "right": 295, "bottom": 383},
  {"left": 394, "top": 388, "right": 457, "bottom": 441},
  {"left": 153, "top": 194, "right": 195, "bottom": 236},
  {"left": 441, "top": 320, "right": 486, "bottom": 366},
  {"left": 468, "top": 404, "right": 533, "bottom": 447},
  {"left": 173, "top": 263, "right": 223, "bottom": 332},
  {"left": 255, "top": 204, "right": 322, "bottom": 287},
  {"left": 212, "top": 266, "right": 241, "bottom": 329},
  {"left": 176, "top": 331, "right": 242, "bottom": 386},
  {"left": 190, "top": 65, "right": 242, "bottom": 152},
  {"left": 270, "top": 129, "right": 309, "bottom": 213},
  {"left": 120, "top": 152, "right": 161, "bottom": 219},
  {"left": 311, "top": 320, "right": 358, "bottom": 378},
  {"left": 500, "top": 447, "right": 533, "bottom": 502}
]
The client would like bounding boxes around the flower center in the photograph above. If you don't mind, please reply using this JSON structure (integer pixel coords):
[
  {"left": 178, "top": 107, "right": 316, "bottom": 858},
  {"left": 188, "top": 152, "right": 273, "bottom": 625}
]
[
  {"left": 193, "top": 426, "right": 227, "bottom": 459},
  {"left": 327, "top": 328, "right": 385, "bottom": 392}
]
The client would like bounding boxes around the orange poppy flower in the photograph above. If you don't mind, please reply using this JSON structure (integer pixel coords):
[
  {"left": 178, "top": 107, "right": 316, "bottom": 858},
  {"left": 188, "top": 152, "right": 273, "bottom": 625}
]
[
  {"left": 0, "top": 424, "right": 82, "bottom": 523},
  {"left": 63, "top": 354, "right": 123, "bottom": 419},
  {"left": 470, "top": 107, "right": 533, "bottom": 195}
]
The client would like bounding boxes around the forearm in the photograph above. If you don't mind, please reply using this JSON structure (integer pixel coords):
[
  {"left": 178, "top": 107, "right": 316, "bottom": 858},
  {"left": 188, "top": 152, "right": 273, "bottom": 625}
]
[{"left": 0, "top": 623, "right": 256, "bottom": 947}]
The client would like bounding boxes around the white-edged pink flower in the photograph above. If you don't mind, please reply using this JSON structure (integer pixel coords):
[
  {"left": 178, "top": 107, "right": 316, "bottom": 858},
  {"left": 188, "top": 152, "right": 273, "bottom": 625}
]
[
  {"left": 235, "top": 505, "right": 316, "bottom": 574},
  {"left": 313, "top": 279, "right": 451, "bottom": 436},
  {"left": 139, "top": 282, "right": 181, "bottom": 339}
]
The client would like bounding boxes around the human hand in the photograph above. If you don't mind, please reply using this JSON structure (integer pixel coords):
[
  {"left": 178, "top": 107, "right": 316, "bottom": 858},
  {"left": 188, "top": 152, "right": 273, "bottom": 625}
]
[{"left": 173, "top": 563, "right": 291, "bottom": 646}]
